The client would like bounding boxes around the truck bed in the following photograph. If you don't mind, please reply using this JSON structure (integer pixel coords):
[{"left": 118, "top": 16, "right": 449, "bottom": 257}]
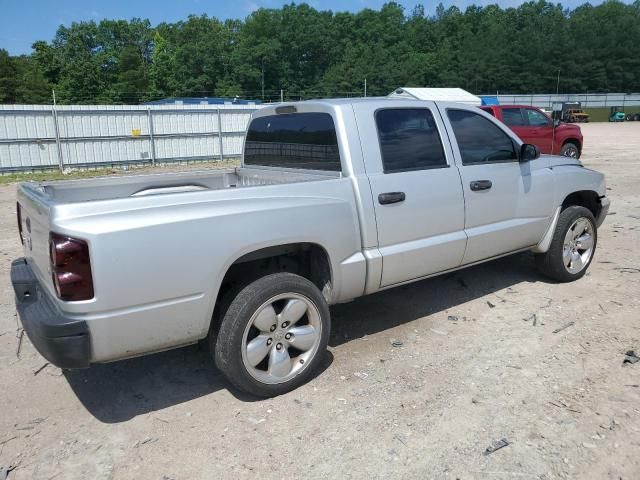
[
  {"left": 23, "top": 167, "right": 337, "bottom": 204},
  {"left": 16, "top": 165, "right": 344, "bottom": 321}
]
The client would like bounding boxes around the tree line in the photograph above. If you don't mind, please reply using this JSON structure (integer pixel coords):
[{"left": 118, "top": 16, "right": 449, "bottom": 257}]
[{"left": 0, "top": 0, "right": 639, "bottom": 105}]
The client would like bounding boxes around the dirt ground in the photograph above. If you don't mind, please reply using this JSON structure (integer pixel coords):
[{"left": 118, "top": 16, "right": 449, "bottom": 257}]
[{"left": 1, "top": 122, "right": 639, "bottom": 480}]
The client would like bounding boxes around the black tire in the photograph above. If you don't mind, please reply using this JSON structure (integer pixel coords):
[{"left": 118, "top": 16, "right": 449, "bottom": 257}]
[
  {"left": 213, "top": 272, "right": 330, "bottom": 397},
  {"left": 535, "top": 206, "right": 597, "bottom": 282},
  {"left": 560, "top": 142, "right": 580, "bottom": 159},
  {"left": 634, "top": 114, "right": 640, "bottom": 122},
  {"left": 626, "top": 114, "right": 633, "bottom": 122}
]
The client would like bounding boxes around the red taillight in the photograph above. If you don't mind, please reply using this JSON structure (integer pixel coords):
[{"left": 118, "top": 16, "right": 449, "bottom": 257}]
[
  {"left": 49, "top": 232, "right": 94, "bottom": 301},
  {"left": 17, "top": 203, "right": 24, "bottom": 245}
]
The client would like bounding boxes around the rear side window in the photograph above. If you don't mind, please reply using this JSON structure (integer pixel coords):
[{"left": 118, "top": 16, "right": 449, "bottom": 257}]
[
  {"left": 375, "top": 108, "right": 447, "bottom": 173},
  {"left": 447, "top": 109, "right": 517, "bottom": 165},
  {"left": 502, "top": 107, "right": 526, "bottom": 126},
  {"left": 244, "top": 112, "right": 341, "bottom": 171}
]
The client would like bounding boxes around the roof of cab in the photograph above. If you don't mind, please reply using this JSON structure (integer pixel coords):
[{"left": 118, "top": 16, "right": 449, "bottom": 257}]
[
  {"left": 389, "top": 87, "right": 482, "bottom": 106},
  {"left": 261, "top": 96, "right": 478, "bottom": 109}
]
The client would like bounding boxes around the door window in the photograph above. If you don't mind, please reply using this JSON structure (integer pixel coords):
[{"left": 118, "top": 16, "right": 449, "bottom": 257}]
[
  {"left": 375, "top": 108, "right": 447, "bottom": 173},
  {"left": 447, "top": 109, "right": 517, "bottom": 165},
  {"left": 502, "top": 108, "right": 527, "bottom": 126},
  {"left": 524, "top": 108, "right": 551, "bottom": 126}
]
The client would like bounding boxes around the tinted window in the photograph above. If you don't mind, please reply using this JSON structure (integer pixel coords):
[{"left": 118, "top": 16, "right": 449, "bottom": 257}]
[
  {"left": 447, "top": 109, "right": 517, "bottom": 165},
  {"left": 502, "top": 108, "right": 526, "bottom": 126},
  {"left": 525, "top": 108, "right": 551, "bottom": 126},
  {"left": 244, "top": 112, "right": 340, "bottom": 171},
  {"left": 376, "top": 108, "right": 447, "bottom": 173}
]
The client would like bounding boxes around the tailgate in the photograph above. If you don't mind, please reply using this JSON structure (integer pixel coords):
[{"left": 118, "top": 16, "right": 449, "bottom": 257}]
[{"left": 16, "top": 183, "right": 55, "bottom": 296}]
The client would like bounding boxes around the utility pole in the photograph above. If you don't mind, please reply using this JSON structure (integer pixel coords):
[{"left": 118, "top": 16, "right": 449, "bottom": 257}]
[
  {"left": 364, "top": 78, "right": 367, "bottom": 97},
  {"left": 261, "top": 58, "right": 265, "bottom": 101},
  {"left": 551, "top": 69, "right": 561, "bottom": 156},
  {"left": 280, "top": 89, "right": 284, "bottom": 103},
  {"left": 51, "top": 89, "right": 64, "bottom": 171}
]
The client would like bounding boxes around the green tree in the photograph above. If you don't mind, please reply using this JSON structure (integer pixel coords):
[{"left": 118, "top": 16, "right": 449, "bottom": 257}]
[
  {"left": 0, "top": 49, "right": 18, "bottom": 103},
  {"left": 14, "top": 56, "right": 51, "bottom": 103},
  {"left": 50, "top": 21, "right": 107, "bottom": 103},
  {"left": 3, "top": 1, "right": 640, "bottom": 105},
  {"left": 112, "top": 45, "right": 149, "bottom": 103},
  {"left": 149, "top": 31, "right": 177, "bottom": 99}
]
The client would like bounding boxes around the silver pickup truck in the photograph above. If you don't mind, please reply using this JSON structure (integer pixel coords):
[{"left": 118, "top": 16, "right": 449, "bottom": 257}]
[{"left": 12, "top": 98, "right": 609, "bottom": 397}]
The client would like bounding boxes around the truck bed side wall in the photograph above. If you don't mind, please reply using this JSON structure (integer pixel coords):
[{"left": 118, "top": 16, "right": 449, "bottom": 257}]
[{"left": 49, "top": 178, "right": 364, "bottom": 362}]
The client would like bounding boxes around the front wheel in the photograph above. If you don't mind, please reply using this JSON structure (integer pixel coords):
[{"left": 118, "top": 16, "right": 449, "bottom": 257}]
[
  {"left": 535, "top": 206, "right": 597, "bottom": 282},
  {"left": 560, "top": 142, "right": 580, "bottom": 159},
  {"left": 213, "top": 272, "right": 330, "bottom": 397}
]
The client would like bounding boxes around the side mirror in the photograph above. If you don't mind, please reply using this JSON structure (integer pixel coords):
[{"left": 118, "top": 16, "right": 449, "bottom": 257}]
[
  {"left": 520, "top": 144, "right": 540, "bottom": 162},
  {"left": 553, "top": 119, "right": 561, "bottom": 127}
]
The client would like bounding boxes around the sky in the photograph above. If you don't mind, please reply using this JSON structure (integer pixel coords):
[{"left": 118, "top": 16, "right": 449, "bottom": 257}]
[{"left": 0, "top": 0, "right": 630, "bottom": 55}]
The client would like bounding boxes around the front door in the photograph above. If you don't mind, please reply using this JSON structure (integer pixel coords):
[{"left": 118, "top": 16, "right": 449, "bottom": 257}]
[
  {"left": 521, "top": 107, "right": 554, "bottom": 153},
  {"left": 441, "top": 107, "right": 555, "bottom": 265},
  {"left": 353, "top": 102, "right": 467, "bottom": 287},
  {"left": 500, "top": 106, "right": 553, "bottom": 155}
]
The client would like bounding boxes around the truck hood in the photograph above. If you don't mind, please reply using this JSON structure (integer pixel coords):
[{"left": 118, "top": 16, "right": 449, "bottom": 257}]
[
  {"left": 545, "top": 155, "right": 583, "bottom": 168},
  {"left": 556, "top": 122, "right": 582, "bottom": 133}
]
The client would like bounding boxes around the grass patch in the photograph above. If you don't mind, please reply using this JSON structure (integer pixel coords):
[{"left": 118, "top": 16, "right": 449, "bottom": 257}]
[
  {"left": 583, "top": 106, "right": 640, "bottom": 122},
  {"left": 583, "top": 107, "right": 611, "bottom": 122},
  {"left": 0, "top": 159, "right": 241, "bottom": 186},
  {"left": 0, "top": 169, "right": 116, "bottom": 186}
]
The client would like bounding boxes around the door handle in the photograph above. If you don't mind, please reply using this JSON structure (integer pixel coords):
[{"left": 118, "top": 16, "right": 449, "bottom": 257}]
[
  {"left": 378, "top": 192, "right": 406, "bottom": 205},
  {"left": 470, "top": 180, "right": 492, "bottom": 191}
]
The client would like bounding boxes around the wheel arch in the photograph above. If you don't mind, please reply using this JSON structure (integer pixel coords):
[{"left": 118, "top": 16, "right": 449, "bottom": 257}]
[
  {"left": 561, "top": 190, "right": 602, "bottom": 219},
  {"left": 562, "top": 137, "right": 582, "bottom": 152},
  {"left": 208, "top": 242, "right": 334, "bottom": 337}
]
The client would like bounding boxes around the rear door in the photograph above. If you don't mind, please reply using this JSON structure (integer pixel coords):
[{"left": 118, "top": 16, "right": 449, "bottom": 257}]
[
  {"left": 353, "top": 102, "right": 466, "bottom": 287},
  {"left": 440, "top": 106, "right": 554, "bottom": 265}
]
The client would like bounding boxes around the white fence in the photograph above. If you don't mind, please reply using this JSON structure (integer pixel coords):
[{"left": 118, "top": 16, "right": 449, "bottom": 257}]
[
  {"left": 496, "top": 92, "right": 640, "bottom": 109},
  {"left": 0, "top": 104, "right": 261, "bottom": 172}
]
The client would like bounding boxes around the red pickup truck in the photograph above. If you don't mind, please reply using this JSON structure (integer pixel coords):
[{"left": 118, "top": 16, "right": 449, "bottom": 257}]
[{"left": 481, "top": 105, "right": 583, "bottom": 158}]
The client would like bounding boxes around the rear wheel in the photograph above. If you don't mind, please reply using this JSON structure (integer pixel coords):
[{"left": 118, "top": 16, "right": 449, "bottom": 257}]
[
  {"left": 213, "top": 272, "right": 330, "bottom": 397},
  {"left": 560, "top": 142, "right": 580, "bottom": 159},
  {"left": 535, "top": 206, "right": 597, "bottom": 282}
]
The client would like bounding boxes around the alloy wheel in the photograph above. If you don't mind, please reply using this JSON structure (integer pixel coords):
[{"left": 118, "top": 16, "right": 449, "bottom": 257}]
[{"left": 241, "top": 293, "right": 322, "bottom": 384}]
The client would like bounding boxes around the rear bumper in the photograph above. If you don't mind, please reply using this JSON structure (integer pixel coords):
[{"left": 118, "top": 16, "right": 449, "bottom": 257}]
[{"left": 11, "top": 258, "right": 90, "bottom": 369}]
